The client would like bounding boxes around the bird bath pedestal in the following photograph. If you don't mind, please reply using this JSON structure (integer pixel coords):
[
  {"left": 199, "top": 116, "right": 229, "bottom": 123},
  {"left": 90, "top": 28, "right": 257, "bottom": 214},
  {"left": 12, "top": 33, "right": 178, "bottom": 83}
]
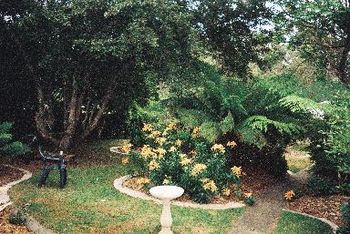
[{"left": 150, "top": 185, "right": 184, "bottom": 234}]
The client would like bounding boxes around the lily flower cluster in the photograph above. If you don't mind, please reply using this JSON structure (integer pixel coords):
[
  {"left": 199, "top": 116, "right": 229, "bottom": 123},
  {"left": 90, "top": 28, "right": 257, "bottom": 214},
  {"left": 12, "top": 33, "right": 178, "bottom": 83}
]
[{"left": 123, "top": 122, "right": 243, "bottom": 203}]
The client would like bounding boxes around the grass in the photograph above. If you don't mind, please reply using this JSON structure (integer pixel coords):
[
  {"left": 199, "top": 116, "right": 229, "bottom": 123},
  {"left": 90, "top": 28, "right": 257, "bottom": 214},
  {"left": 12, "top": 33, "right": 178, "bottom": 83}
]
[
  {"left": 274, "top": 211, "right": 333, "bottom": 234},
  {"left": 285, "top": 143, "right": 312, "bottom": 173},
  {"left": 9, "top": 145, "right": 244, "bottom": 233},
  {"left": 286, "top": 157, "right": 311, "bottom": 173}
]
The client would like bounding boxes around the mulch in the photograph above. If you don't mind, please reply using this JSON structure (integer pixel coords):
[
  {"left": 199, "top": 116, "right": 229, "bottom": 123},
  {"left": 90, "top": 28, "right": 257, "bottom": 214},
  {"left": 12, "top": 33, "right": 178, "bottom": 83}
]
[
  {"left": 0, "top": 206, "right": 31, "bottom": 234},
  {"left": 0, "top": 165, "right": 25, "bottom": 187},
  {"left": 288, "top": 194, "right": 349, "bottom": 226},
  {"left": 241, "top": 167, "right": 282, "bottom": 195}
]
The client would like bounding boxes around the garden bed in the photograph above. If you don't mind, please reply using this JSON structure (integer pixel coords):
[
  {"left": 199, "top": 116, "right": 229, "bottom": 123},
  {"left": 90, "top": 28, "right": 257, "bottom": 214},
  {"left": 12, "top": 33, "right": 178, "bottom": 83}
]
[
  {"left": 288, "top": 194, "right": 349, "bottom": 226},
  {"left": 122, "top": 167, "right": 281, "bottom": 205},
  {"left": 0, "top": 165, "right": 24, "bottom": 187},
  {"left": 241, "top": 167, "right": 282, "bottom": 196},
  {"left": 123, "top": 176, "right": 242, "bottom": 204},
  {"left": 116, "top": 175, "right": 245, "bottom": 209}
]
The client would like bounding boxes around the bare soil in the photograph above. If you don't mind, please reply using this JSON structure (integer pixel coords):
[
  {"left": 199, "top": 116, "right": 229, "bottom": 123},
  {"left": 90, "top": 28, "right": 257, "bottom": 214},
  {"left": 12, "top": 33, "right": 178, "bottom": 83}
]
[{"left": 0, "top": 165, "right": 24, "bottom": 187}]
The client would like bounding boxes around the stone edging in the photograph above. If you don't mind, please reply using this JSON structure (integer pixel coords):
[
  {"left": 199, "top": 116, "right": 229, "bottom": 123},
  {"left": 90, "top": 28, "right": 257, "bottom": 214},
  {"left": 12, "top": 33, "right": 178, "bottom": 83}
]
[
  {"left": 113, "top": 175, "right": 245, "bottom": 210},
  {"left": 282, "top": 209, "right": 339, "bottom": 233},
  {"left": 0, "top": 164, "right": 32, "bottom": 212}
]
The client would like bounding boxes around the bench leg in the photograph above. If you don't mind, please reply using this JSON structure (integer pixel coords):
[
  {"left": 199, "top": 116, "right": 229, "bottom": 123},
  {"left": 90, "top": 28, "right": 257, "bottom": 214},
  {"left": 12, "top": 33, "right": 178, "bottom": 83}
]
[
  {"left": 59, "top": 167, "right": 67, "bottom": 188},
  {"left": 39, "top": 168, "right": 50, "bottom": 187}
]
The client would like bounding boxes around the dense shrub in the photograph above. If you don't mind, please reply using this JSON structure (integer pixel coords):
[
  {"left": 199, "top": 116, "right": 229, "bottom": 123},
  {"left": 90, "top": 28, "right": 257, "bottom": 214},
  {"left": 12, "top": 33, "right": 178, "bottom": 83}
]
[
  {"left": 253, "top": 74, "right": 350, "bottom": 190},
  {"left": 308, "top": 95, "right": 350, "bottom": 194},
  {"left": 9, "top": 210, "right": 26, "bottom": 225},
  {"left": 127, "top": 100, "right": 170, "bottom": 146},
  {"left": 337, "top": 200, "right": 350, "bottom": 234},
  {"left": 124, "top": 122, "right": 242, "bottom": 203},
  {"left": 307, "top": 176, "right": 337, "bottom": 196},
  {"left": 0, "top": 122, "right": 28, "bottom": 157}
]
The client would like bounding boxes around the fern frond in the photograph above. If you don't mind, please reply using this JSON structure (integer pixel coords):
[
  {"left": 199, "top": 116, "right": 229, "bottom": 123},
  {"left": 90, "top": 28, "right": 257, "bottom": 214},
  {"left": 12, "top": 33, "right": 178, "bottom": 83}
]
[
  {"left": 279, "top": 95, "right": 322, "bottom": 114},
  {"left": 220, "top": 111, "right": 234, "bottom": 134},
  {"left": 199, "top": 121, "right": 221, "bottom": 143},
  {"left": 243, "top": 115, "right": 303, "bottom": 136},
  {"left": 237, "top": 126, "right": 267, "bottom": 149},
  {"left": 176, "top": 108, "right": 212, "bottom": 128}
]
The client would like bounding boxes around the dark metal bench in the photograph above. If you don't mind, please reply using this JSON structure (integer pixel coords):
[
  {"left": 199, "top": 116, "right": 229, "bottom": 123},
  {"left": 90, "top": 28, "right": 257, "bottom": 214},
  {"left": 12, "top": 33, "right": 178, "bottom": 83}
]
[{"left": 38, "top": 145, "right": 68, "bottom": 188}]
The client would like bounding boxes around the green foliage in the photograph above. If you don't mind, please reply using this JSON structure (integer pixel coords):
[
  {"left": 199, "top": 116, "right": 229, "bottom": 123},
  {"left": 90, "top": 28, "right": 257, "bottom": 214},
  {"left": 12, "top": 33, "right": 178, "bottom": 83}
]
[
  {"left": 276, "top": 0, "right": 350, "bottom": 84},
  {"left": 165, "top": 66, "right": 328, "bottom": 176},
  {"left": 243, "top": 115, "right": 302, "bottom": 136},
  {"left": 307, "top": 176, "right": 337, "bottom": 196},
  {"left": 195, "top": 0, "right": 273, "bottom": 76},
  {"left": 244, "top": 195, "right": 256, "bottom": 206},
  {"left": 337, "top": 201, "right": 350, "bottom": 234},
  {"left": 0, "top": 122, "right": 28, "bottom": 156},
  {"left": 127, "top": 100, "right": 172, "bottom": 146},
  {"left": 9, "top": 210, "right": 26, "bottom": 225},
  {"left": 248, "top": 73, "right": 350, "bottom": 184},
  {"left": 126, "top": 123, "right": 241, "bottom": 203},
  {"left": 6, "top": 0, "right": 196, "bottom": 149}
]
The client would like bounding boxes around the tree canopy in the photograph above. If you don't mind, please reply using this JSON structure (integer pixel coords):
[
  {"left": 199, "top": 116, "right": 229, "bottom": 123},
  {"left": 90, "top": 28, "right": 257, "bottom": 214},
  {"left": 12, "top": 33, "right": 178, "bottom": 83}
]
[
  {"left": 5, "top": 0, "right": 195, "bottom": 149},
  {"left": 276, "top": 0, "right": 350, "bottom": 85}
]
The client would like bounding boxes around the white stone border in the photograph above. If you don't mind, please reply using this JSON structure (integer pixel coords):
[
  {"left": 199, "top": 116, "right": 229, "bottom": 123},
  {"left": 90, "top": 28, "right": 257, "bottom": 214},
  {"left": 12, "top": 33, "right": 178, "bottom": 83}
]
[
  {"left": 113, "top": 175, "right": 245, "bottom": 210},
  {"left": 282, "top": 209, "right": 339, "bottom": 233},
  {"left": 0, "top": 164, "right": 32, "bottom": 212},
  {"left": 0, "top": 164, "right": 56, "bottom": 233}
]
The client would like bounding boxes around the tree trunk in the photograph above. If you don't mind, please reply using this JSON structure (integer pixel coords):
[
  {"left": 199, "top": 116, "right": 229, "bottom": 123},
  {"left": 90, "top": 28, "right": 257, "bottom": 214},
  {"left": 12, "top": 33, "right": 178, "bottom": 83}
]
[
  {"left": 59, "top": 78, "right": 85, "bottom": 150},
  {"left": 35, "top": 86, "right": 60, "bottom": 146},
  {"left": 82, "top": 86, "right": 114, "bottom": 139},
  {"left": 338, "top": 37, "right": 350, "bottom": 85}
]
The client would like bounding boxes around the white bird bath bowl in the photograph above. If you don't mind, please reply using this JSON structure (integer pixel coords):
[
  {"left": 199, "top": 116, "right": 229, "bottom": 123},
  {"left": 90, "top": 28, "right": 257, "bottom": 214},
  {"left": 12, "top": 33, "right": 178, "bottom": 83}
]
[
  {"left": 109, "top": 146, "right": 128, "bottom": 155},
  {"left": 150, "top": 185, "right": 184, "bottom": 234}
]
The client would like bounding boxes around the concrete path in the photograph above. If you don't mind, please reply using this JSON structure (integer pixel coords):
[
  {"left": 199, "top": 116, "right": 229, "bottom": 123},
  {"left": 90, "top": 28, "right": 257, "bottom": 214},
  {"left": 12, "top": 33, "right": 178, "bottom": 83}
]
[
  {"left": 230, "top": 180, "right": 289, "bottom": 234},
  {"left": 230, "top": 169, "right": 310, "bottom": 234},
  {"left": 0, "top": 164, "right": 32, "bottom": 212}
]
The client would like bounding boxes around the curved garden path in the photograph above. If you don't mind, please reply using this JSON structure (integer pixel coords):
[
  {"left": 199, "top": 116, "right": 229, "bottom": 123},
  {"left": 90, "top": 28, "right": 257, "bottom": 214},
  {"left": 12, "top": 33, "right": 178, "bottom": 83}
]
[
  {"left": 230, "top": 169, "right": 310, "bottom": 234},
  {"left": 230, "top": 180, "right": 289, "bottom": 234},
  {"left": 0, "top": 165, "right": 32, "bottom": 212}
]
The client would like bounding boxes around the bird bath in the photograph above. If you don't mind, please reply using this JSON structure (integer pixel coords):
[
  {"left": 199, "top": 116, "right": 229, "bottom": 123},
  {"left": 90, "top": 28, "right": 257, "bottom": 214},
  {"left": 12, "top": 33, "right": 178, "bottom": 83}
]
[
  {"left": 150, "top": 185, "right": 184, "bottom": 234},
  {"left": 109, "top": 146, "right": 128, "bottom": 155}
]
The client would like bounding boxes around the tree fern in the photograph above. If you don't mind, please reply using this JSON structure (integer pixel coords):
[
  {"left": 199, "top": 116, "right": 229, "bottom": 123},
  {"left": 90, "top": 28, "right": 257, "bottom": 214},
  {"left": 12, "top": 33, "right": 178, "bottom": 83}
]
[
  {"left": 242, "top": 115, "right": 303, "bottom": 136},
  {"left": 279, "top": 95, "right": 325, "bottom": 117}
]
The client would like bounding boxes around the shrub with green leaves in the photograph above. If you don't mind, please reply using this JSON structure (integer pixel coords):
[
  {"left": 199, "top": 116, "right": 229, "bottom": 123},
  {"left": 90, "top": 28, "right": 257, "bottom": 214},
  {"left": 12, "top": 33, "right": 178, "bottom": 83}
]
[
  {"left": 0, "top": 122, "right": 28, "bottom": 156},
  {"left": 337, "top": 200, "right": 350, "bottom": 234},
  {"left": 308, "top": 95, "right": 350, "bottom": 194},
  {"left": 124, "top": 122, "right": 242, "bottom": 203},
  {"left": 9, "top": 210, "right": 26, "bottom": 225},
  {"left": 307, "top": 175, "right": 337, "bottom": 196}
]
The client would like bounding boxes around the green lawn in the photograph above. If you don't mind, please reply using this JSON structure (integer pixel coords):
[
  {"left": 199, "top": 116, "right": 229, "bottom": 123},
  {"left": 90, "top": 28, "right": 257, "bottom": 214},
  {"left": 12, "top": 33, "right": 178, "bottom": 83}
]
[
  {"left": 9, "top": 165, "right": 244, "bottom": 233},
  {"left": 274, "top": 211, "right": 333, "bottom": 234},
  {"left": 286, "top": 157, "right": 311, "bottom": 173}
]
